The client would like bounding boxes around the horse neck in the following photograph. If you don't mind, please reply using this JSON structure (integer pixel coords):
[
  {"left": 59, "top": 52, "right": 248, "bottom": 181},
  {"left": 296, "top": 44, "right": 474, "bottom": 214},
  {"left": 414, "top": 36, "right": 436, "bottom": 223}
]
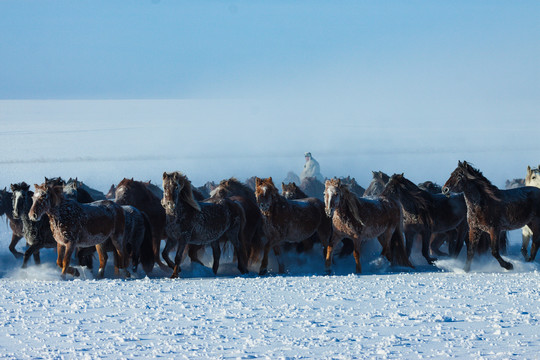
[
  {"left": 0, "top": 192, "right": 14, "bottom": 220},
  {"left": 461, "top": 179, "right": 494, "bottom": 207}
]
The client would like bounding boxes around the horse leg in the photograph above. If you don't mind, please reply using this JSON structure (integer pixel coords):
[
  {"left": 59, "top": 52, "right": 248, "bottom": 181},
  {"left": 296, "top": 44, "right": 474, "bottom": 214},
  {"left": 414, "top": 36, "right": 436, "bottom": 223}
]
[
  {"left": 32, "top": 249, "right": 41, "bottom": 265},
  {"left": 115, "top": 247, "right": 130, "bottom": 278},
  {"left": 211, "top": 241, "right": 221, "bottom": 275},
  {"left": 430, "top": 232, "right": 449, "bottom": 257},
  {"left": 464, "top": 228, "right": 481, "bottom": 273},
  {"left": 9, "top": 234, "right": 24, "bottom": 258},
  {"left": 451, "top": 224, "right": 467, "bottom": 258},
  {"left": 421, "top": 230, "right": 437, "bottom": 265},
  {"left": 22, "top": 244, "right": 41, "bottom": 268},
  {"left": 258, "top": 240, "right": 273, "bottom": 276},
  {"left": 153, "top": 235, "right": 164, "bottom": 267},
  {"left": 325, "top": 233, "right": 339, "bottom": 274},
  {"left": 353, "top": 239, "right": 362, "bottom": 274},
  {"left": 188, "top": 245, "right": 204, "bottom": 266},
  {"left": 499, "top": 231, "right": 508, "bottom": 255},
  {"left": 273, "top": 245, "right": 285, "bottom": 274},
  {"left": 404, "top": 230, "right": 416, "bottom": 257},
  {"left": 56, "top": 243, "right": 65, "bottom": 269},
  {"left": 521, "top": 226, "right": 532, "bottom": 259},
  {"left": 161, "top": 237, "right": 177, "bottom": 269},
  {"left": 171, "top": 239, "right": 187, "bottom": 279},
  {"left": 489, "top": 229, "right": 513, "bottom": 270},
  {"left": 526, "top": 222, "right": 540, "bottom": 262},
  {"left": 95, "top": 244, "right": 107, "bottom": 278},
  {"left": 61, "top": 242, "right": 79, "bottom": 278}
]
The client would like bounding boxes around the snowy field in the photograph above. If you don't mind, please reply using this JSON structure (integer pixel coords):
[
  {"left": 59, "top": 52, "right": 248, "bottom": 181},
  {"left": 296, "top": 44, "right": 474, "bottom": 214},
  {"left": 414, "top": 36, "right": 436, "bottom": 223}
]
[{"left": 0, "top": 100, "right": 540, "bottom": 359}]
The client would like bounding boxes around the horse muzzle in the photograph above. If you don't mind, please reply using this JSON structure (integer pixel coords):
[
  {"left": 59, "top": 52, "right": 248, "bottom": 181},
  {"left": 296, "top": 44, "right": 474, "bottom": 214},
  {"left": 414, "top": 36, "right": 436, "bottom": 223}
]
[
  {"left": 161, "top": 200, "right": 175, "bottom": 210},
  {"left": 442, "top": 187, "right": 451, "bottom": 197},
  {"left": 325, "top": 208, "right": 334, "bottom": 218}
]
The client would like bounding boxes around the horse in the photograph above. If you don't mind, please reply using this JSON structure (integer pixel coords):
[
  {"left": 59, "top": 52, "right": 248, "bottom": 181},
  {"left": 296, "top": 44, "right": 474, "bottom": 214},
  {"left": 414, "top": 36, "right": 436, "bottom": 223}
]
[
  {"left": 505, "top": 178, "right": 525, "bottom": 189},
  {"left": 196, "top": 181, "right": 217, "bottom": 200},
  {"left": 255, "top": 177, "right": 332, "bottom": 275},
  {"left": 299, "top": 176, "right": 326, "bottom": 201},
  {"left": 281, "top": 181, "right": 321, "bottom": 253},
  {"left": 363, "top": 171, "right": 390, "bottom": 197},
  {"left": 115, "top": 178, "right": 167, "bottom": 267},
  {"left": 63, "top": 180, "right": 95, "bottom": 203},
  {"left": 209, "top": 177, "right": 264, "bottom": 266},
  {"left": 521, "top": 165, "right": 540, "bottom": 259},
  {"left": 324, "top": 178, "right": 412, "bottom": 273},
  {"left": 0, "top": 187, "right": 25, "bottom": 258},
  {"left": 11, "top": 182, "right": 57, "bottom": 268},
  {"left": 417, "top": 181, "right": 442, "bottom": 194},
  {"left": 161, "top": 172, "right": 249, "bottom": 278},
  {"left": 443, "top": 161, "right": 540, "bottom": 271},
  {"left": 28, "top": 182, "right": 128, "bottom": 278},
  {"left": 381, "top": 174, "right": 468, "bottom": 263}
]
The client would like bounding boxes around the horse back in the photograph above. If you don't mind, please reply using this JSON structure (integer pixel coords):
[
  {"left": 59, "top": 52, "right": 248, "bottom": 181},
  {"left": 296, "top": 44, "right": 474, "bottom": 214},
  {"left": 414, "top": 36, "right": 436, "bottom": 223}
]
[{"left": 82, "top": 200, "right": 125, "bottom": 240}]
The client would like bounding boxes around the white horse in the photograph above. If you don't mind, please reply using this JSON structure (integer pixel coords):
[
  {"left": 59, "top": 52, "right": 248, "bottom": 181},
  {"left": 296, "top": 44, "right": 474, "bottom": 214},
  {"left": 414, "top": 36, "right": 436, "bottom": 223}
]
[{"left": 522, "top": 165, "right": 540, "bottom": 258}]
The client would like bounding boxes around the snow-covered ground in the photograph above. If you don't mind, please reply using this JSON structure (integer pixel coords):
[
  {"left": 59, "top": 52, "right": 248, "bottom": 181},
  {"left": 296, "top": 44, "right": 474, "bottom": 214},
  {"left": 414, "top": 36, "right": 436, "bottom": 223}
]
[{"left": 1, "top": 100, "right": 539, "bottom": 359}]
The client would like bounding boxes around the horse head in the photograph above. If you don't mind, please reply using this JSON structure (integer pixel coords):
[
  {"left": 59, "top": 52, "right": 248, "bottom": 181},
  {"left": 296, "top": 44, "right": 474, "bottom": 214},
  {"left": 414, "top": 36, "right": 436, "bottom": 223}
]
[
  {"left": 162, "top": 172, "right": 200, "bottom": 212},
  {"left": 255, "top": 177, "right": 278, "bottom": 214},
  {"left": 324, "top": 178, "right": 342, "bottom": 217},
  {"left": 526, "top": 165, "right": 540, "bottom": 188},
  {"left": 281, "top": 182, "right": 300, "bottom": 199},
  {"left": 0, "top": 187, "right": 11, "bottom": 216},
  {"left": 29, "top": 183, "right": 63, "bottom": 221},
  {"left": 443, "top": 161, "right": 469, "bottom": 196},
  {"left": 10, "top": 182, "right": 31, "bottom": 219}
]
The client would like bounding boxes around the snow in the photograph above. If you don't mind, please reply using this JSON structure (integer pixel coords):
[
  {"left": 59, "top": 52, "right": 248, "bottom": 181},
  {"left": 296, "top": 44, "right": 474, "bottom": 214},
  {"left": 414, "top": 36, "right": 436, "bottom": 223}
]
[{"left": 1, "top": 100, "right": 540, "bottom": 358}]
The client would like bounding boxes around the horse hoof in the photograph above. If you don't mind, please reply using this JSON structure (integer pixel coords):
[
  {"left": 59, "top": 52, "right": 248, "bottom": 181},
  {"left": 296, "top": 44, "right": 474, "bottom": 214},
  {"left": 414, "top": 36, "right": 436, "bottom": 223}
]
[
  {"left": 14, "top": 252, "right": 24, "bottom": 259},
  {"left": 73, "top": 269, "right": 80, "bottom": 277},
  {"left": 258, "top": 269, "right": 268, "bottom": 276},
  {"left": 504, "top": 262, "right": 514, "bottom": 270},
  {"left": 324, "top": 269, "right": 332, "bottom": 275},
  {"left": 170, "top": 273, "right": 179, "bottom": 279}
]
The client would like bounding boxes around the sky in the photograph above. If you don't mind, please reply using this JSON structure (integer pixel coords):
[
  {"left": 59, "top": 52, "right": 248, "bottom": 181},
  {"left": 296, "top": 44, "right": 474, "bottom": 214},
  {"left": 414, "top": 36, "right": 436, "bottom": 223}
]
[{"left": 1, "top": 1, "right": 539, "bottom": 101}]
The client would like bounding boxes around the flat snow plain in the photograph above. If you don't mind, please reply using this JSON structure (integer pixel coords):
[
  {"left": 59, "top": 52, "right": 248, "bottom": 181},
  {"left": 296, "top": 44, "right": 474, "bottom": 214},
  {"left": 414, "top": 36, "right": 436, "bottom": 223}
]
[{"left": 0, "top": 100, "right": 539, "bottom": 359}]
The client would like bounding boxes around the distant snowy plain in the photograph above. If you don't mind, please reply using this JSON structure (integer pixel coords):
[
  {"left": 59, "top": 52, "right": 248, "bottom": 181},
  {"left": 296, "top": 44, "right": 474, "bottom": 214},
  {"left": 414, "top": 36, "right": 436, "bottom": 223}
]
[{"left": 0, "top": 100, "right": 539, "bottom": 359}]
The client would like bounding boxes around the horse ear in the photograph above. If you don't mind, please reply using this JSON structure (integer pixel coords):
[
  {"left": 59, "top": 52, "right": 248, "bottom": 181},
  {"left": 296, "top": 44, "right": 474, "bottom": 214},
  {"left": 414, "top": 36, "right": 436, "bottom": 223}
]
[
  {"left": 458, "top": 160, "right": 463, "bottom": 167},
  {"left": 527, "top": 166, "right": 532, "bottom": 174},
  {"left": 163, "top": 172, "right": 167, "bottom": 180},
  {"left": 268, "top": 177, "right": 273, "bottom": 182},
  {"left": 292, "top": 182, "right": 296, "bottom": 186},
  {"left": 255, "top": 177, "right": 261, "bottom": 186}
]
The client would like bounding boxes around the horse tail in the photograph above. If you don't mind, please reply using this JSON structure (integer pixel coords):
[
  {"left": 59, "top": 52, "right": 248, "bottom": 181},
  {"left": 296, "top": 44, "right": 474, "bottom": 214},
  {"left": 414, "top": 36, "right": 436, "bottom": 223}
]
[
  {"left": 140, "top": 212, "right": 155, "bottom": 274},
  {"left": 390, "top": 230, "right": 413, "bottom": 268}
]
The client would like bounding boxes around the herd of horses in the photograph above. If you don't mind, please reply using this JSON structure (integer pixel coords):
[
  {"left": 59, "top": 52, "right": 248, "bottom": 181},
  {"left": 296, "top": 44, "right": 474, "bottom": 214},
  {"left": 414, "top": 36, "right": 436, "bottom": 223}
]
[{"left": 1, "top": 161, "right": 540, "bottom": 279}]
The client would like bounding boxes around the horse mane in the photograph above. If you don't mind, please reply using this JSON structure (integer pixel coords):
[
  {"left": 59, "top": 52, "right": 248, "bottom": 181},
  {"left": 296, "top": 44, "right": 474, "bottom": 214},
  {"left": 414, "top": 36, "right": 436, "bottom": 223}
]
[
  {"left": 384, "top": 174, "right": 434, "bottom": 224},
  {"left": 337, "top": 182, "right": 364, "bottom": 226},
  {"left": 460, "top": 161, "right": 501, "bottom": 201},
  {"left": 11, "top": 182, "right": 30, "bottom": 192}
]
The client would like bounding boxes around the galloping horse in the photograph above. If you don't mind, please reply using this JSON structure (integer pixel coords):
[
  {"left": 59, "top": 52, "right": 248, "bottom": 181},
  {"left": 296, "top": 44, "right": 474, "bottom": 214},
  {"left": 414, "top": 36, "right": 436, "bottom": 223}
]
[
  {"left": 115, "top": 178, "right": 167, "bottom": 267},
  {"left": 324, "top": 178, "right": 412, "bottom": 273},
  {"left": 255, "top": 177, "right": 332, "bottom": 275},
  {"left": 443, "top": 161, "right": 540, "bottom": 271},
  {"left": 29, "top": 183, "right": 128, "bottom": 278},
  {"left": 382, "top": 174, "right": 468, "bottom": 263},
  {"left": 210, "top": 177, "right": 264, "bottom": 266},
  {"left": 11, "top": 182, "right": 56, "bottom": 268},
  {"left": 521, "top": 165, "right": 540, "bottom": 258},
  {"left": 0, "top": 187, "right": 24, "bottom": 258},
  {"left": 161, "top": 172, "right": 248, "bottom": 278}
]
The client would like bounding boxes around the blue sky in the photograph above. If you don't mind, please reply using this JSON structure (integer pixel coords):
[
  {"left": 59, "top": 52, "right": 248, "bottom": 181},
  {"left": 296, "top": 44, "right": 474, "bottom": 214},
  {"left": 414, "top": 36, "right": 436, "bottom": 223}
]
[{"left": 1, "top": 1, "right": 539, "bottom": 100}]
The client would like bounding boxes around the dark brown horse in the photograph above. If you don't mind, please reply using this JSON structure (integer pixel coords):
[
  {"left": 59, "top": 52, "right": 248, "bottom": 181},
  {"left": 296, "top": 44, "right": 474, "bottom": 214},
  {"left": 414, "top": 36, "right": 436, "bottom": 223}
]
[
  {"left": 324, "top": 178, "right": 412, "bottom": 273},
  {"left": 161, "top": 172, "right": 248, "bottom": 278},
  {"left": 255, "top": 177, "right": 332, "bottom": 275},
  {"left": 0, "top": 187, "right": 25, "bottom": 258},
  {"left": 209, "top": 177, "right": 264, "bottom": 265},
  {"left": 29, "top": 183, "right": 127, "bottom": 278},
  {"left": 11, "top": 182, "right": 56, "bottom": 268},
  {"left": 115, "top": 178, "right": 167, "bottom": 267},
  {"left": 381, "top": 174, "right": 468, "bottom": 263},
  {"left": 443, "top": 161, "right": 540, "bottom": 271}
]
